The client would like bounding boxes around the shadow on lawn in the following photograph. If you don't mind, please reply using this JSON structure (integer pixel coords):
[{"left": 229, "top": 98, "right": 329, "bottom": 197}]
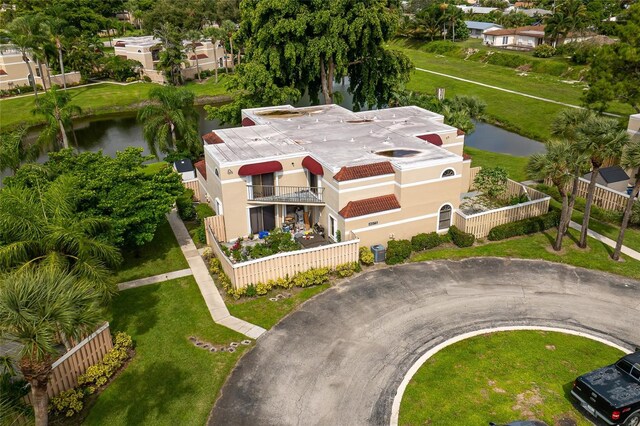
[{"left": 109, "top": 285, "right": 161, "bottom": 336}]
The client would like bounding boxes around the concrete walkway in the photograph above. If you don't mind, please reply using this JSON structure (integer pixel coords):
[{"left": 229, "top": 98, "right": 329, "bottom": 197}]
[
  {"left": 166, "top": 210, "right": 266, "bottom": 339},
  {"left": 414, "top": 67, "right": 621, "bottom": 117},
  {"left": 117, "top": 269, "right": 193, "bottom": 291},
  {"left": 569, "top": 221, "right": 640, "bottom": 261}
]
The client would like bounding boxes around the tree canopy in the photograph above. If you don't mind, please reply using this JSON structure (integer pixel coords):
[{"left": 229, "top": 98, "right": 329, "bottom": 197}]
[
  {"left": 6, "top": 148, "right": 184, "bottom": 248},
  {"left": 207, "top": 0, "right": 412, "bottom": 124}
]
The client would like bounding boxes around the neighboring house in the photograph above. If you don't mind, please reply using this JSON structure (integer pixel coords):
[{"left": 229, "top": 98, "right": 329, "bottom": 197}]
[
  {"left": 113, "top": 36, "right": 226, "bottom": 83},
  {"left": 174, "top": 159, "right": 196, "bottom": 181},
  {"left": 583, "top": 166, "right": 630, "bottom": 194},
  {"left": 465, "top": 21, "right": 503, "bottom": 38},
  {"left": 504, "top": 6, "right": 552, "bottom": 17},
  {"left": 0, "top": 45, "right": 80, "bottom": 91},
  {"left": 457, "top": 5, "right": 499, "bottom": 14},
  {"left": 483, "top": 25, "right": 546, "bottom": 49},
  {"left": 197, "top": 104, "right": 473, "bottom": 247}
]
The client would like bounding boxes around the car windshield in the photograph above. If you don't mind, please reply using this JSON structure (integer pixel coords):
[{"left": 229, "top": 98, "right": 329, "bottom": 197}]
[{"left": 616, "top": 359, "right": 634, "bottom": 375}]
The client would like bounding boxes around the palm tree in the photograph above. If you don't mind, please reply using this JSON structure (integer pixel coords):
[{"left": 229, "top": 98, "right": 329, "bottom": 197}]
[
  {"left": 0, "top": 267, "right": 104, "bottom": 426},
  {"left": 527, "top": 140, "right": 586, "bottom": 250},
  {"left": 221, "top": 20, "right": 237, "bottom": 71},
  {"left": 0, "top": 128, "right": 37, "bottom": 176},
  {"left": 45, "top": 6, "right": 74, "bottom": 90},
  {"left": 575, "top": 115, "right": 629, "bottom": 248},
  {"left": 32, "top": 87, "right": 81, "bottom": 150},
  {"left": 203, "top": 26, "right": 224, "bottom": 83},
  {"left": 612, "top": 136, "right": 640, "bottom": 260},
  {"left": 6, "top": 15, "right": 50, "bottom": 99},
  {"left": 184, "top": 30, "right": 203, "bottom": 82},
  {"left": 137, "top": 86, "right": 200, "bottom": 158},
  {"left": 0, "top": 175, "right": 121, "bottom": 296}
]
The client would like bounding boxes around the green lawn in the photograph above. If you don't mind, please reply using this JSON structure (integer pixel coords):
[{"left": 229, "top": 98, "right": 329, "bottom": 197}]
[
  {"left": 0, "top": 76, "right": 229, "bottom": 132},
  {"left": 112, "top": 219, "right": 188, "bottom": 283},
  {"left": 399, "top": 330, "right": 624, "bottom": 426},
  {"left": 411, "top": 229, "right": 640, "bottom": 279},
  {"left": 85, "top": 277, "right": 247, "bottom": 425},
  {"left": 227, "top": 284, "right": 331, "bottom": 329},
  {"left": 464, "top": 147, "right": 529, "bottom": 182},
  {"left": 389, "top": 40, "right": 634, "bottom": 141}
]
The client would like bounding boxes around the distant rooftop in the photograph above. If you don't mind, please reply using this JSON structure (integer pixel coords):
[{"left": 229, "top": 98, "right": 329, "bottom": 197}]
[
  {"left": 457, "top": 5, "right": 498, "bottom": 14},
  {"left": 465, "top": 21, "right": 502, "bottom": 30},
  {"left": 203, "top": 104, "right": 461, "bottom": 173},
  {"left": 113, "top": 35, "right": 210, "bottom": 48}
]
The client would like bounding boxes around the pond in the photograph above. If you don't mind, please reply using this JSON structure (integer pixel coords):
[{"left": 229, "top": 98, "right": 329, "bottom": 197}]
[{"left": 465, "top": 121, "right": 545, "bottom": 156}]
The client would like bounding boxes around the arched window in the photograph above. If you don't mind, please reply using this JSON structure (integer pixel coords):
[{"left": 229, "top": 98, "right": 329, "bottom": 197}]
[
  {"left": 438, "top": 204, "right": 452, "bottom": 230},
  {"left": 441, "top": 168, "right": 455, "bottom": 178}
]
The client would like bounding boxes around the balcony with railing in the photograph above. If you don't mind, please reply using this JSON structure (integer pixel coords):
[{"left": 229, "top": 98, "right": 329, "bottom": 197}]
[{"left": 247, "top": 185, "right": 324, "bottom": 204}]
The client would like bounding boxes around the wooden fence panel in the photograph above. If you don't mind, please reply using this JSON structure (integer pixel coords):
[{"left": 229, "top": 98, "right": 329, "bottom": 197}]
[
  {"left": 182, "top": 179, "right": 202, "bottom": 202},
  {"left": 543, "top": 177, "right": 630, "bottom": 211},
  {"left": 43, "top": 323, "right": 113, "bottom": 398}
]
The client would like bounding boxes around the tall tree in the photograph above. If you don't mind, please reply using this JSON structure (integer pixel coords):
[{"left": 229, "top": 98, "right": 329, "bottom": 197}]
[
  {"left": 207, "top": 0, "right": 412, "bottom": 124},
  {"left": 0, "top": 175, "right": 121, "bottom": 293},
  {"left": 584, "top": 3, "right": 640, "bottom": 112},
  {"left": 203, "top": 26, "right": 224, "bottom": 83},
  {"left": 0, "top": 267, "right": 104, "bottom": 426},
  {"left": 527, "top": 140, "right": 586, "bottom": 251},
  {"left": 6, "top": 14, "right": 49, "bottom": 98},
  {"left": 220, "top": 20, "right": 237, "bottom": 72},
  {"left": 612, "top": 136, "right": 640, "bottom": 261},
  {"left": 184, "top": 30, "right": 203, "bottom": 82},
  {"left": 575, "top": 115, "right": 629, "bottom": 248},
  {"left": 0, "top": 128, "right": 37, "bottom": 176},
  {"left": 154, "top": 23, "right": 187, "bottom": 85},
  {"left": 32, "top": 87, "right": 81, "bottom": 150},
  {"left": 137, "top": 86, "right": 200, "bottom": 157}
]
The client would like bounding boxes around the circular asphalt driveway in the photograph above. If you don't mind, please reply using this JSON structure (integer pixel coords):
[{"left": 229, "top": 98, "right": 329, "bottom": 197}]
[{"left": 210, "top": 258, "right": 640, "bottom": 426}]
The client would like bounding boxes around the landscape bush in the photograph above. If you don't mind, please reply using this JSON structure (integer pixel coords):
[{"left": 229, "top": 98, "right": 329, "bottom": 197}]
[
  {"left": 49, "top": 332, "right": 133, "bottom": 418},
  {"left": 176, "top": 189, "right": 196, "bottom": 220},
  {"left": 535, "top": 184, "right": 624, "bottom": 224},
  {"left": 448, "top": 226, "right": 475, "bottom": 247},
  {"left": 359, "top": 246, "right": 374, "bottom": 266},
  {"left": 411, "top": 232, "right": 442, "bottom": 252},
  {"left": 487, "top": 210, "right": 561, "bottom": 241},
  {"left": 385, "top": 239, "right": 412, "bottom": 265},
  {"left": 532, "top": 44, "right": 556, "bottom": 58},
  {"left": 423, "top": 41, "right": 461, "bottom": 55},
  {"left": 336, "top": 262, "right": 361, "bottom": 277}
]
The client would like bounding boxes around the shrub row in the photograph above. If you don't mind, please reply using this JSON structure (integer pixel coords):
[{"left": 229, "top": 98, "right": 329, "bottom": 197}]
[
  {"left": 207, "top": 254, "right": 361, "bottom": 299},
  {"left": 49, "top": 332, "right": 133, "bottom": 418},
  {"left": 487, "top": 210, "right": 561, "bottom": 241},
  {"left": 385, "top": 239, "right": 413, "bottom": 265},
  {"left": 359, "top": 246, "right": 374, "bottom": 266},
  {"left": 176, "top": 188, "right": 195, "bottom": 220},
  {"left": 448, "top": 226, "right": 475, "bottom": 247},
  {"left": 411, "top": 232, "right": 444, "bottom": 252}
]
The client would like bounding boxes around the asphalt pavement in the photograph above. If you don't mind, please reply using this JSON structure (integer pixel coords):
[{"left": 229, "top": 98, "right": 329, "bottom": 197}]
[{"left": 209, "top": 258, "right": 640, "bottom": 426}]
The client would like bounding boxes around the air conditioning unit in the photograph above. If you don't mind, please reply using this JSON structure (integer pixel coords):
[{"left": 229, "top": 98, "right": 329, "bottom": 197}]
[{"left": 370, "top": 244, "right": 386, "bottom": 263}]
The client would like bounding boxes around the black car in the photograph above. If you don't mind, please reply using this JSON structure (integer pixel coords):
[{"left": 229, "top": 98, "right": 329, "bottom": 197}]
[
  {"left": 572, "top": 350, "right": 640, "bottom": 426},
  {"left": 489, "top": 421, "right": 548, "bottom": 426}
]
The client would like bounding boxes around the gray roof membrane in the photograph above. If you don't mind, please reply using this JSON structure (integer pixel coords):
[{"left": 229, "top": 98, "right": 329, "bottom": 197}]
[{"left": 204, "top": 104, "right": 461, "bottom": 172}]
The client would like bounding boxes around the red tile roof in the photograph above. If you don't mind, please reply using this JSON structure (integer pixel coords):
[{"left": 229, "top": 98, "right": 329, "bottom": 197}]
[
  {"left": 457, "top": 129, "right": 465, "bottom": 136},
  {"left": 338, "top": 194, "right": 400, "bottom": 219},
  {"left": 0, "top": 69, "right": 6, "bottom": 75},
  {"left": 190, "top": 53, "right": 208, "bottom": 60},
  {"left": 463, "top": 153, "right": 472, "bottom": 161},
  {"left": 333, "top": 162, "right": 394, "bottom": 182},
  {"left": 417, "top": 134, "right": 443, "bottom": 146},
  {"left": 194, "top": 160, "right": 207, "bottom": 180},
  {"left": 202, "top": 131, "right": 224, "bottom": 144}
]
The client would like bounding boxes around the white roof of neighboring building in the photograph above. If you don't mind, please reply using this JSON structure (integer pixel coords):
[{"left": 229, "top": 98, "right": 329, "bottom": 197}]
[
  {"left": 204, "top": 104, "right": 461, "bottom": 172},
  {"left": 457, "top": 6, "right": 498, "bottom": 14},
  {"left": 465, "top": 21, "right": 502, "bottom": 30}
]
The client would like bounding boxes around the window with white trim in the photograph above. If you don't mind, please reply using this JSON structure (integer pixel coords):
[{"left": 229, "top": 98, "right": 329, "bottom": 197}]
[
  {"left": 438, "top": 205, "right": 452, "bottom": 230},
  {"left": 441, "top": 168, "right": 455, "bottom": 178},
  {"left": 328, "top": 215, "right": 338, "bottom": 241}
]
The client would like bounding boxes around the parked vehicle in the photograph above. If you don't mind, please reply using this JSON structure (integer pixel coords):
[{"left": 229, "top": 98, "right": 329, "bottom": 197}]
[
  {"left": 571, "top": 350, "right": 640, "bottom": 425},
  {"left": 489, "top": 421, "right": 548, "bottom": 426}
]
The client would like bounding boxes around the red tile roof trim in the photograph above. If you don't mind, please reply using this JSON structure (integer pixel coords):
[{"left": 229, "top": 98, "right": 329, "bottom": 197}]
[
  {"left": 194, "top": 160, "right": 207, "bottom": 180},
  {"left": 463, "top": 153, "right": 472, "bottom": 161},
  {"left": 190, "top": 53, "right": 208, "bottom": 60},
  {"left": 457, "top": 129, "right": 465, "bottom": 136},
  {"left": 202, "top": 131, "right": 224, "bottom": 144},
  {"left": 0, "top": 69, "right": 6, "bottom": 75},
  {"left": 338, "top": 194, "right": 401, "bottom": 219},
  {"left": 333, "top": 162, "right": 394, "bottom": 182},
  {"left": 417, "top": 134, "right": 443, "bottom": 146}
]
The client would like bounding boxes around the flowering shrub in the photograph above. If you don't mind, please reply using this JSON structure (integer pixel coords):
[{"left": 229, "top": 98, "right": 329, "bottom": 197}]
[{"left": 49, "top": 389, "right": 84, "bottom": 418}]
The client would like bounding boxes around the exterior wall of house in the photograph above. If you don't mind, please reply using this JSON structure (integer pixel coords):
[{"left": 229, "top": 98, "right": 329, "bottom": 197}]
[{"left": 0, "top": 49, "right": 47, "bottom": 90}]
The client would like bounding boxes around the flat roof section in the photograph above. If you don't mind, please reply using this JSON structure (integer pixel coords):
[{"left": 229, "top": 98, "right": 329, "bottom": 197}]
[{"left": 204, "top": 104, "right": 461, "bottom": 172}]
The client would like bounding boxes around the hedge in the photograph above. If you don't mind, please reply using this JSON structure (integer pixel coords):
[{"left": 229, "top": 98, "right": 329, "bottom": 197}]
[
  {"left": 448, "top": 226, "right": 475, "bottom": 247},
  {"left": 176, "top": 188, "right": 196, "bottom": 220},
  {"left": 487, "top": 210, "right": 561, "bottom": 241},
  {"left": 385, "top": 239, "right": 412, "bottom": 265},
  {"left": 359, "top": 246, "right": 374, "bottom": 266},
  {"left": 411, "top": 232, "right": 442, "bottom": 252}
]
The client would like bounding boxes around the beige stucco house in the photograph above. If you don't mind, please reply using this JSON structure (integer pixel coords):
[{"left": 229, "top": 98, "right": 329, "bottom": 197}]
[
  {"left": 0, "top": 45, "right": 80, "bottom": 91},
  {"left": 113, "top": 36, "right": 226, "bottom": 83},
  {"left": 195, "top": 104, "right": 473, "bottom": 248}
]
